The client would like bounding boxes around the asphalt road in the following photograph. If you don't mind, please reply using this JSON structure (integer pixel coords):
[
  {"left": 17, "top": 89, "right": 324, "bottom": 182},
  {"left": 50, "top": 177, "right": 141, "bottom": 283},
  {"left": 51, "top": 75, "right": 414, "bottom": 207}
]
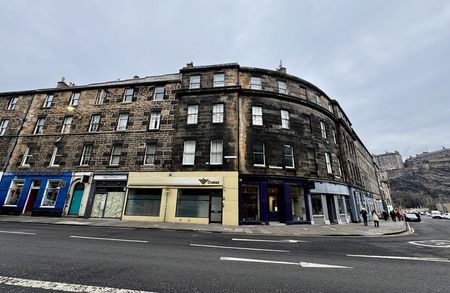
[{"left": 0, "top": 217, "right": 449, "bottom": 292}]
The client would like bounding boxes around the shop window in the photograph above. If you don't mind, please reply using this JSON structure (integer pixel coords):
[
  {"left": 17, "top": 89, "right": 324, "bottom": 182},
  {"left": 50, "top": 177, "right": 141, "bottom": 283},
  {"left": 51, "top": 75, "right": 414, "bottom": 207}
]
[
  {"left": 187, "top": 105, "right": 198, "bottom": 124},
  {"left": 176, "top": 189, "right": 210, "bottom": 218},
  {"left": 242, "top": 184, "right": 260, "bottom": 221},
  {"left": 89, "top": 114, "right": 101, "bottom": 132},
  {"left": 210, "top": 140, "right": 223, "bottom": 165},
  {"left": 43, "top": 94, "right": 54, "bottom": 108},
  {"left": 213, "top": 73, "right": 225, "bottom": 87},
  {"left": 4, "top": 180, "right": 25, "bottom": 206},
  {"left": 182, "top": 140, "right": 196, "bottom": 165},
  {"left": 69, "top": 93, "right": 80, "bottom": 106},
  {"left": 95, "top": 89, "right": 106, "bottom": 104},
  {"left": 189, "top": 75, "right": 201, "bottom": 89},
  {"left": 250, "top": 76, "right": 262, "bottom": 90},
  {"left": 125, "top": 189, "right": 162, "bottom": 216},
  {"left": 6, "top": 97, "right": 19, "bottom": 110},
  {"left": 252, "top": 106, "right": 263, "bottom": 126},
  {"left": 153, "top": 87, "right": 165, "bottom": 100},
  {"left": 41, "top": 180, "right": 62, "bottom": 207},
  {"left": 290, "top": 186, "right": 306, "bottom": 221},
  {"left": 212, "top": 103, "right": 224, "bottom": 123},
  {"left": 345, "top": 197, "right": 352, "bottom": 216},
  {"left": 123, "top": 88, "right": 134, "bottom": 103},
  {"left": 149, "top": 111, "right": 161, "bottom": 130},
  {"left": 253, "top": 142, "right": 265, "bottom": 166},
  {"left": 311, "top": 194, "right": 323, "bottom": 215}
]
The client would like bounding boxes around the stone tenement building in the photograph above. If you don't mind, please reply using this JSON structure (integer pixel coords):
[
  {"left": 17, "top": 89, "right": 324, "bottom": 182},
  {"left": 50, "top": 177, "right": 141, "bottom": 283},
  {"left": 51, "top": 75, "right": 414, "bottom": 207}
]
[
  {"left": 0, "top": 63, "right": 385, "bottom": 225},
  {"left": 374, "top": 151, "right": 404, "bottom": 171}
]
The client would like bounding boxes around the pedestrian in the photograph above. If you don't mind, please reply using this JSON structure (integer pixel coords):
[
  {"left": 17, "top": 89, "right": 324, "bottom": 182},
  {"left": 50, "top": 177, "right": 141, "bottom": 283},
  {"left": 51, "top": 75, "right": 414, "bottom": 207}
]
[
  {"left": 396, "top": 210, "right": 402, "bottom": 221},
  {"left": 382, "top": 211, "right": 389, "bottom": 221},
  {"left": 390, "top": 210, "right": 396, "bottom": 221},
  {"left": 360, "top": 208, "right": 368, "bottom": 226},
  {"left": 372, "top": 209, "right": 380, "bottom": 228},
  {"left": 415, "top": 212, "right": 421, "bottom": 222}
]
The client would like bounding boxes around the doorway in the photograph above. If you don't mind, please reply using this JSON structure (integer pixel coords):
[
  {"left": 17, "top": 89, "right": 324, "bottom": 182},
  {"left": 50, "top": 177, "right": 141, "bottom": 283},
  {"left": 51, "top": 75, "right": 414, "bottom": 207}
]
[
  {"left": 23, "top": 180, "right": 41, "bottom": 214},
  {"left": 91, "top": 191, "right": 125, "bottom": 218},
  {"left": 68, "top": 183, "right": 84, "bottom": 216},
  {"left": 326, "top": 195, "right": 337, "bottom": 224},
  {"left": 268, "top": 185, "right": 284, "bottom": 222},
  {"left": 209, "top": 190, "right": 223, "bottom": 224}
]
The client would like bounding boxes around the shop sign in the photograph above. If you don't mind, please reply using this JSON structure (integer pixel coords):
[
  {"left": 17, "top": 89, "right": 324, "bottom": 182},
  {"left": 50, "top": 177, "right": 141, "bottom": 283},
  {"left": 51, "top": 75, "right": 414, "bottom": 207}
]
[
  {"left": 310, "top": 182, "right": 349, "bottom": 195},
  {"left": 129, "top": 176, "right": 223, "bottom": 187},
  {"left": 93, "top": 174, "right": 128, "bottom": 181}
]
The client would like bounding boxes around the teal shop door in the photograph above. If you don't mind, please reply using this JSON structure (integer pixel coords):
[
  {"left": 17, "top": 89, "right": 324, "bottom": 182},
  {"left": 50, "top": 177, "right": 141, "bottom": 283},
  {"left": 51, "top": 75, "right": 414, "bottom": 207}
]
[{"left": 68, "top": 183, "right": 84, "bottom": 216}]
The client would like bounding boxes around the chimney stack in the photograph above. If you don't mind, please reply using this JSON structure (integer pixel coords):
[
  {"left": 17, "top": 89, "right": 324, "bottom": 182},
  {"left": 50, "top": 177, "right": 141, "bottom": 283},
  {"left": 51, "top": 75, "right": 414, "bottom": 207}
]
[
  {"left": 276, "top": 61, "right": 286, "bottom": 74},
  {"left": 186, "top": 62, "right": 194, "bottom": 68}
]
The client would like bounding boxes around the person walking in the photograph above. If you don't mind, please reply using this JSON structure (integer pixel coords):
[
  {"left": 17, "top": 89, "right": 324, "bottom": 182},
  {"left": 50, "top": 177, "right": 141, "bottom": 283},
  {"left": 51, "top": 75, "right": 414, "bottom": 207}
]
[
  {"left": 396, "top": 210, "right": 402, "bottom": 221},
  {"left": 382, "top": 211, "right": 389, "bottom": 221},
  {"left": 360, "top": 208, "right": 368, "bottom": 226},
  {"left": 372, "top": 209, "right": 380, "bottom": 228},
  {"left": 390, "top": 210, "right": 396, "bottom": 221}
]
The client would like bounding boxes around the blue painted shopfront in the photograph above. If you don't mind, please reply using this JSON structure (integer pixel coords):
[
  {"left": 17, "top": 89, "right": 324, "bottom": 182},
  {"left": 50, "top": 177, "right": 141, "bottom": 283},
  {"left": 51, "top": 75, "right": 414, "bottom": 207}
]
[
  {"left": 0, "top": 172, "right": 72, "bottom": 216},
  {"left": 239, "top": 175, "right": 313, "bottom": 225}
]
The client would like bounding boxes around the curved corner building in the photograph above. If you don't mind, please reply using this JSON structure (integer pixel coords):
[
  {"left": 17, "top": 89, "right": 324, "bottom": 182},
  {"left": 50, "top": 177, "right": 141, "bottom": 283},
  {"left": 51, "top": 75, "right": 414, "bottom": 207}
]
[{"left": 0, "top": 63, "right": 383, "bottom": 226}]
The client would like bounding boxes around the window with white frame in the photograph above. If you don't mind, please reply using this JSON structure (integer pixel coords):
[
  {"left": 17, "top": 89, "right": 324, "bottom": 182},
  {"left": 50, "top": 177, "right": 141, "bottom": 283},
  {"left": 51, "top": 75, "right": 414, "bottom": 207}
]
[
  {"left": 325, "top": 152, "right": 333, "bottom": 174},
  {"left": 315, "top": 94, "right": 321, "bottom": 106},
  {"left": 89, "top": 114, "right": 101, "bottom": 132},
  {"left": 213, "top": 73, "right": 225, "bottom": 87},
  {"left": 337, "top": 156, "right": 343, "bottom": 177},
  {"left": 210, "top": 140, "right": 223, "bottom": 165},
  {"left": 69, "top": 93, "right": 80, "bottom": 106},
  {"left": 253, "top": 142, "right": 265, "bottom": 166},
  {"left": 281, "top": 110, "right": 290, "bottom": 129},
  {"left": 189, "top": 75, "right": 201, "bottom": 89},
  {"left": 6, "top": 97, "right": 19, "bottom": 110},
  {"left": 332, "top": 129, "right": 337, "bottom": 144},
  {"left": 153, "top": 87, "right": 165, "bottom": 100},
  {"left": 95, "top": 89, "right": 106, "bottom": 104},
  {"left": 41, "top": 180, "right": 62, "bottom": 207},
  {"left": 21, "top": 147, "right": 33, "bottom": 166},
  {"left": 61, "top": 116, "right": 73, "bottom": 133},
  {"left": 278, "top": 81, "right": 287, "bottom": 94},
  {"left": 80, "top": 144, "right": 93, "bottom": 166},
  {"left": 187, "top": 105, "right": 198, "bottom": 124},
  {"left": 4, "top": 180, "right": 25, "bottom": 206},
  {"left": 283, "top": 144, "right": 294, "bottom": 168},
  {"left": 110, "top": 145, "right": 123, "bottom": 165},
  {"left": 34, "top": 117, "right": 46, "bottom": 134},
  {"left": 116, "top": 113, "right": 129, "bottom": 131},
  {"left": 149, "top": 111, "right": 161, "bottom": 130},
  {"left": 252, "top": 106, "right": 263, "bottom": 126},
  {"left": 320, "top": 121, "right": 327, "bottom": 139},
  {"left": 43, "top": 95, "right": 54, "bottom": 108},
  {"left": 50, "top": 146, "right": 62, "bottom": 166},
  {"left": 250, "top": 77, "right": 262, "bottom": 90},
  {"left": 182, "top": 140, "right": 196, "bottom": 165},
  {"left": 123, "top": 88, "right": 134, "bottom": 102},
  {"left": 0, "top": 119, "right": 9, "bottom": 136},
  {"left": 144, "top": 143, "right": 156, "bottom": 165},
  {"left": 212, "top": 103, "right": 224, "bottom": 123}
]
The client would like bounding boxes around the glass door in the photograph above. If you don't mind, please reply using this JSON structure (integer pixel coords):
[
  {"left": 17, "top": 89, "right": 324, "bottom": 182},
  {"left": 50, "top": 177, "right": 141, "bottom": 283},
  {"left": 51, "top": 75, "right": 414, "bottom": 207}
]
[{"left": 209, "top": 191, "right": 223, "bottom": 223}]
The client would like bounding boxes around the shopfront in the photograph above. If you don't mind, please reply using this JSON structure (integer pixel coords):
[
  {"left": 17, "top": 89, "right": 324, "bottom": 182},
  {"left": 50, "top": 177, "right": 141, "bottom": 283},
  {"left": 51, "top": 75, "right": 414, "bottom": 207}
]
[
  {"left": 0, "top": 172, "right": 72, "bottom": 216},
  {"left": 84, "top": 174, "right": 128, "bottom": 219},
  {"left": 310, "top": 181, "right": 351, "bottom": 225},
  {"left": 125, "top": 171, "right": 238, "bottom": 225},
  {"left": 239, "top": 176, "right": 312, "bottom": 225},
  {"left": 63, "top": 172, "right": 93, "bottom": 217}
]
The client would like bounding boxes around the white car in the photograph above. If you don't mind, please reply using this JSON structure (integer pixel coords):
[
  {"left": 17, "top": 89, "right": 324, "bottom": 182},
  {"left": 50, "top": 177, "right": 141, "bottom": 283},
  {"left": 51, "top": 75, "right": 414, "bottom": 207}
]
[
  {"left": 431, "top": 210, "right": 443, "bottom": 219},
  {"left": 442, "top": 213, "right": 450, "bottom": 220}
]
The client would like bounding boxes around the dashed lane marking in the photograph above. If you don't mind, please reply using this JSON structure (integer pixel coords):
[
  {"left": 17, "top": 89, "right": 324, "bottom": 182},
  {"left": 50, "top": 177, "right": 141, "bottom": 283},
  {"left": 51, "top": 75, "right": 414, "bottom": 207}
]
[
  {"left": 220, "top": 257, "right": 352, "bottom": 268},
  {"left": 0, "top": 230, "right": 36, "bottom": 235},
  {"left": 0, "top": 275, "right": 156, "bottom": 292},
  {"left": 190, "top": 244, "right": 289, "bottom": 253},
  {"left": 70, "top": 235, "right": 148, "bottom": 243},
  {"left": 232, "top": 238, "right": 307, "bottom": 243},
  {"left": 347, "top": 254, "right": 450, "bottom": 263},
  {"left": 408, "top": 240, "right": 450, "bottom": 248}
]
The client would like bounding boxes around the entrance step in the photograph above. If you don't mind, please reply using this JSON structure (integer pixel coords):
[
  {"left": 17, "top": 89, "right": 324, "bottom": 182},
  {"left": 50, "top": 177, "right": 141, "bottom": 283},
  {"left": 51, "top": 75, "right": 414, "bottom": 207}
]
[{"left": 269, "top": 222, "right": 287, "bottom": 226}]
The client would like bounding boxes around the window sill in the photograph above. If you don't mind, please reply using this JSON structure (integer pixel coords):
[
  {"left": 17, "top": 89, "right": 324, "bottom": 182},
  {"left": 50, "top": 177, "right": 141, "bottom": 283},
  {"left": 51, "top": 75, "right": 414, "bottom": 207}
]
[
  {"left": 253, "top": 164, "right": 266, "bottom": 168},
  {"left": 285, "top": 166, "right": 295, "bottom": 170},
  {"left": 121, "top": 101, "right": 133, "bottom": 104},
  {"left": 19, "top": 165, "right": 30, "bottom": 168},
  {"left": 48, "top": 165, "right": 60, "bottom": 168},
  {"left": 3, "top": 205, "right": 18, "bottom": 208},
  {"left": 39, "top": 206, "right": 55, "bottom": 209},
  {"left": 148, "top": 128, "right": 160, "bottom": 131},
  {"left": 107, "top": 165, "right": 120, "bottom": 168}
]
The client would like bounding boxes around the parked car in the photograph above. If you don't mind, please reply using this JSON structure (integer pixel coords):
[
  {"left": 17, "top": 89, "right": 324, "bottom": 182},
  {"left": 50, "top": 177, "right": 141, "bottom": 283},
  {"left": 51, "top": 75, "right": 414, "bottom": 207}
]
[
  {"left": 404, "top": 213, "right": 421, "bottom": 222},
  {"left": 442, "top": 213, "right": 450, "bottom": 220},
  {"left": 425, "top": 212, "right": 431, "bottom": 216},
  {"left": 431, "top": 210, "right": 443, "bottom": 219}
]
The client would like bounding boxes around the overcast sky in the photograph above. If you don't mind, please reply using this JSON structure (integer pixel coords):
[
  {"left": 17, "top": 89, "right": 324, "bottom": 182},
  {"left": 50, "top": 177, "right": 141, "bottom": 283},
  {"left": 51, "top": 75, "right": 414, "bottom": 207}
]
[{"left": 1, "top": 0, "right": 449, "bottom": 159}]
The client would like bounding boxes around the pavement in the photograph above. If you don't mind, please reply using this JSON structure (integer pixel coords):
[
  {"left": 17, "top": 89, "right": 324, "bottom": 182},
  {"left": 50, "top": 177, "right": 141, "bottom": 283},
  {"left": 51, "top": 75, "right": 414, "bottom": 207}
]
[{"left": 0, "top": 215, "right": 409, "bottom": 237}]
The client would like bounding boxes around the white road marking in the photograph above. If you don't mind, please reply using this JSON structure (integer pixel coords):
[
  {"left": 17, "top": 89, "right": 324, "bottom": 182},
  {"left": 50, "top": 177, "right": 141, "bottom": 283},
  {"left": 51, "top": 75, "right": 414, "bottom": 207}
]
[
  {"left": 322, "top": 226, "right": 337, "bottom": 231},
  {"left": 70, "top": 235, "right": 148, "bottom": 243},
  {"left": 232, "top": 238, "right": 307, "bottom": 243},
  {"left": 347, "top": 254, "right": 450, "bottom": 263},
  {"left": 408, "top": 240, "right": 450, "bottom": 248},
  {"left": 0, "top": 275, "right": 156, "bottom": 292},
  {"left": 220, "top": 257, "right": 352, "bottom": 268},
  {"left": 0, "top": 230, "right": 36, "bottom": 235},
  {"left": 190, "top": 244, "right": 289, "bottom": 253}
]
